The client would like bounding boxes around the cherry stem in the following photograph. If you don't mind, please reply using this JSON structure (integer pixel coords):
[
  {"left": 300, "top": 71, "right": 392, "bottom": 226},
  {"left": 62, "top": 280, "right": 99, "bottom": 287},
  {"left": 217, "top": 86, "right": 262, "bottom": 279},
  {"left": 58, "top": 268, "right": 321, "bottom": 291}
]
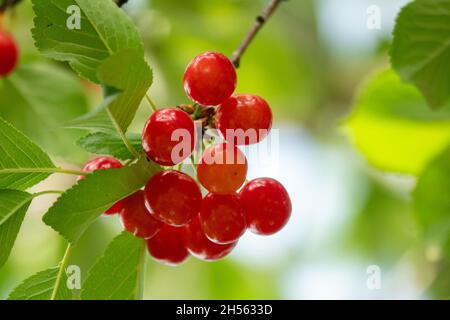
[
  {"left": 106, "top": 107, "right": 141, "bottom": 159},
  {"left": 51, "top": 243, "right": 73, "bottom": 300},
  {"left": 145, "top": 94, "right": 158, "bottom": 112},
  {"left": 231, "top": 0, "right": 286, "bottom": 68},
  {"left": 0, "top": 167, "right": 88, "bottom": 176},
  {"left": 33, "top": 190, "right": 64, "bottom": 198}
]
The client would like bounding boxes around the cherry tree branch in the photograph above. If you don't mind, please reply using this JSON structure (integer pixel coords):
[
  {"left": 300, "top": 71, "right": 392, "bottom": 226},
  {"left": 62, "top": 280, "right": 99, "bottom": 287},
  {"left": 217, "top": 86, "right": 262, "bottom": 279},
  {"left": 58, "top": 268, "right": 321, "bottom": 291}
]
[
  {"left": 231, "top": 0, "right": 286, "bottom": 68},
  {"left": 0, "top": 0, "right": 22, "bottom": 12},
  {"left": 116, "top": 0, "right": 129, "bottom": 7}
]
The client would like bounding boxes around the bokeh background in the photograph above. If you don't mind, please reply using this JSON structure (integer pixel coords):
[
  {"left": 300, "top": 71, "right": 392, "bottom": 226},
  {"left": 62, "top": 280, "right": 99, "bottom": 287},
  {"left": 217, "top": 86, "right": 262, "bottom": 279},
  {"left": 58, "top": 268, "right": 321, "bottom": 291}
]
[{"left": 0, "top": 0, "right": 449, "bottom": 299}]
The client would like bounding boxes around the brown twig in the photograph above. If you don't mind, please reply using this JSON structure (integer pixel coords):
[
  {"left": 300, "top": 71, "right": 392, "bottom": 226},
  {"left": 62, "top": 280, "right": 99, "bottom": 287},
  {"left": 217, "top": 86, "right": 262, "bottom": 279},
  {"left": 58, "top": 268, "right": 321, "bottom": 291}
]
[
  {"left": 116, "top": 0, "right": 129, "bottom": 7},
  {"left": 0, "top": 0, "right": 22, "bottom": 12},
  {"left": 231, "top": 0, "right": 285, "bottom": 68}
]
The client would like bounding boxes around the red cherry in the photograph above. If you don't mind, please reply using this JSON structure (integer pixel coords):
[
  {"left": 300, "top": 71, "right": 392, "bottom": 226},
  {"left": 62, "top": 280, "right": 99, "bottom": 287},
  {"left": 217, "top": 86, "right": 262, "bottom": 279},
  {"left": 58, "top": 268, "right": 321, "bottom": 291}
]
[
  {"left": 197, "top": 143, "right": 247, "bottom": 194},
  {"left": 120, "top": 190, "right": 161, "bottom": 239},
  {"left": 185, "top": 217, "right": 237, "bottom": 261},
  {"left": 216, "top": 94, "right": 273, "bottom": 145},
  {"left": 144, "top": 170, "right": 202, "bottom": 227},
  {"left": 183, "top": 51, "right": 237, "bottom": 106},
  {"left": 200, "top": 193, "right": 246, "bottom": 244},
  {"left": 147, "top": 224, "right": 189, "bottom": 266},
  {"left": 0, "top": 30, "right": 19, "bottom": 76},
  {"left": 79, "top": 156, "right": 124, "bottom": 215},
  {"left": 239, "top": 178, "right": 291, "bottom": 235},
  {"left": 142, "top": 108, "right": 195, "bottom": 166}
]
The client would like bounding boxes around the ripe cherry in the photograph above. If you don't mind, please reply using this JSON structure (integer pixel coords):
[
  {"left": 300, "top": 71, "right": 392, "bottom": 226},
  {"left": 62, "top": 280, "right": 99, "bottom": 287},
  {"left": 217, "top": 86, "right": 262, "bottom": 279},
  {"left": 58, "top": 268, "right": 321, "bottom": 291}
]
[
  {"left": 0, "top": 30, "right": 19, "bottom": 77},
  {"left": 183, "top": 51, "right": 237, "bottom": 106},
  {"left": 142, "top": 108, "right": 195, "bottom": 166},
  {"left": 120, "top": 190, "right": 161, "bottom": 239},
  {"left": 184, "top": 216, "right": 237, "bottom": 261},
  {"left": 216, "top": 94, "right": 273, "bottom": 145},
  {"left": 79, "top": 156, "right": 124, "bottom": 215},
  {"left": 200, "top": 193, "right": 246, "bottom": 244},
  {"left": 147, "top": 224, "right": 189, "bottom": 266},
  {"left": 145, "top": 170, "right": 202, "bottom": 226},
  {"left": 197, "top": 143, "right": 247, "bottom": 194},
  {"left": 239, "top": 178, "right": 291, "bottom": 235}
]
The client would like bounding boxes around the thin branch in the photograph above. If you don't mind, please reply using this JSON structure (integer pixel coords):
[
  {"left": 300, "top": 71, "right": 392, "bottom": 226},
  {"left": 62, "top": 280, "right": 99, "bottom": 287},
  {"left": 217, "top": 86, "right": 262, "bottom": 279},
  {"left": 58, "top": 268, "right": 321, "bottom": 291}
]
[
  {"left": 231, "top": 0, "right": 285, "bottom": 68},
  {"left": 115, "top": 0, "right": 129, "bottom": 7},
  {"left": 0, "top": 0, "right": 22, "bottom": 12},
  {"left": 51, "top": 243, "right": 73, "bottom": 300}
]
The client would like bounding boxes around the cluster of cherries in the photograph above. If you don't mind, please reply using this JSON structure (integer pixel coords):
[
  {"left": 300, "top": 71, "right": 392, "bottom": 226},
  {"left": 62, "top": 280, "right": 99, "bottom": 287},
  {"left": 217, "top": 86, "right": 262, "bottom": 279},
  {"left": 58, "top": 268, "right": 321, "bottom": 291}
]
[
  {"left": 82, "top": 52, "right": 291, "bottom": 265},
  {"left": 0, "top": 29, "right": 19, "bottom": 77}
]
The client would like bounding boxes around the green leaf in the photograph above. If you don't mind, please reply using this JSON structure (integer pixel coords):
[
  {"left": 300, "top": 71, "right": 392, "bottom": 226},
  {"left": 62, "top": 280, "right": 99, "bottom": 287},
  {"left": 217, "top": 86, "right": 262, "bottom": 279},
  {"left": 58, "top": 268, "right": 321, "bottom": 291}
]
[
  {"left": 31, "top": 1, "right": 153, "bottom": 133},
  {"left": 345, "top": 69, "right": 450, "bottom": 175},
  {"left": 31, "top": 0, "right": 144, "bottom": 83},
  {"left": 65, "top": 92, "right": 117, "bottom": 133},
  {"left": 414, "top": 146, "right": 450, "bottom": 235},
  {"left": 81, "top": 231, "right": 146, "bottom": 300},
  {"left": 346, "top": 181, "right": 417, "bottom": 263},
  {"left": 7, "top": 267, "right": 72, "bottom": 300},
  {"left": 391, "top": 0, "right": 450, "bottom": 108},
  {"left": 69, "top": 50, "right": 153, "bottom": 133},
  {"left": 97, "top": 49, "right": 153, "bottom": 132},
  {"left": 43, "top": 157, "right": 160, "bottom": 243},
  {"left": 0, "top": 63, "right": 89, "bottom": 160},
  {"left": 0, "top": 190, "right": 33, "bottom": 269},
  {"left": 0, "top": 116, "right": 55, "bottom": 190},
  {"left": 77, "top": 132, "right": 143, "bottom": 160}
]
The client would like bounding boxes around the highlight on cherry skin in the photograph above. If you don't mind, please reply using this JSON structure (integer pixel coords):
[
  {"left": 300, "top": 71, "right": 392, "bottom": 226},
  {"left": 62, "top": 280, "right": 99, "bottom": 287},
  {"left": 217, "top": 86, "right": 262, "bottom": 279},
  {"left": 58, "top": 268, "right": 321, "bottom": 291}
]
[
  {"left": 183, "top": 51, "right": 237, "bottom": 106},
  {"left": 142, "top": 107, "right": 195, "bottom": 166},
  {"left": 0, "top": 29, "right": 19, "bottom": 77}
]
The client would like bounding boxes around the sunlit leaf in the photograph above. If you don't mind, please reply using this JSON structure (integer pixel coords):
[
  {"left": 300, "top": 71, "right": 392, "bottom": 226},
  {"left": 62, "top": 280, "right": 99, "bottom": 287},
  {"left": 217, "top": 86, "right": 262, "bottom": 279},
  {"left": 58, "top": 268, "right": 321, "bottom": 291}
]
[
  {"left": 31, "top": 0, "right": 144, "bottom": 83},
  {"left": 346, "top": 69, "right": 450, "bottom": 175},
  {"left": 31, "top": 0, "right": 153, "bottom": 133}
]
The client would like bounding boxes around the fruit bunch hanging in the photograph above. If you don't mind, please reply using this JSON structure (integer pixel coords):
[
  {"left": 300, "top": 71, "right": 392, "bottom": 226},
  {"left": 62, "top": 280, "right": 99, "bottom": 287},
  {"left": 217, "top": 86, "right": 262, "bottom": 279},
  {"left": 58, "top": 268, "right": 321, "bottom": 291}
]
[
  {"left": 2, "top": 18, "right": 292, "bottom": 266},
  {"left": 80, "top": 51, "right": 291, "bottom": 266}
]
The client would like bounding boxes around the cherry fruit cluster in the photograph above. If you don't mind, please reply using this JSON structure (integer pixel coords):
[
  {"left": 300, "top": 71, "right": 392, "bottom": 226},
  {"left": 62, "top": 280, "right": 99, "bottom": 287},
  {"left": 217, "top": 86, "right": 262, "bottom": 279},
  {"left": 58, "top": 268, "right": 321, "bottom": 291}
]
[
  {"left": 79, "top": 52, "right": 291, "bottom": 266},
  {"left": 0, "top": 29, "right": 19, "bottom": 77}
]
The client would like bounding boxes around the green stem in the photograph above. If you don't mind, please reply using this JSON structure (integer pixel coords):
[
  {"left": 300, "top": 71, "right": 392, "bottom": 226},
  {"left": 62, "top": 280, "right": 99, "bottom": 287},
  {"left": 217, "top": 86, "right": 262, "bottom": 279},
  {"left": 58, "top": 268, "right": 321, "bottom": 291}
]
[
  {"left": 135, "top": 240, "right": 147, "bottom": 300},
  {"left": 0, "top": 167, "right": 88, "bottom": 176},
  {"left": 106, "top": 107, "right": 140, "bottom": 159},
  {"left": 51, "top": 243, "right": 73, "bottom": 300},
  {"left": 33, "top": 190, "right": 64, "bottom": 198},
  {"left": 145, "top": 94, "right": 158, "bottom": 112}
]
